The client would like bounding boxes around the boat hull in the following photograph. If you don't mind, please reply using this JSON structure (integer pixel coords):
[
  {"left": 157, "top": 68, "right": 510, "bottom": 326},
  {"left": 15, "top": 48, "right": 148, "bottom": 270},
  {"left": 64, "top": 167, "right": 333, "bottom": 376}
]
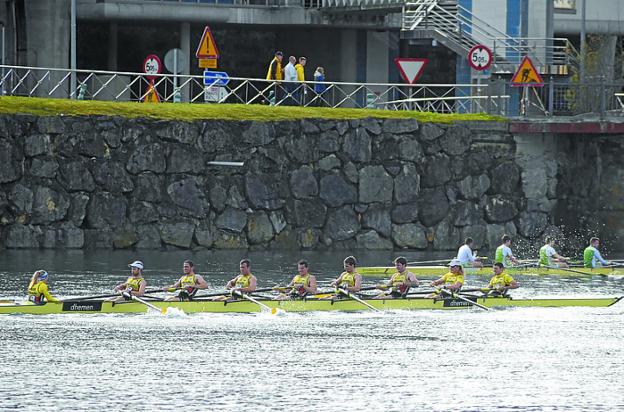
[
  {"left": 358, "top": 266, "right": 624, "bottom": 277},
  {"left": 0, "top": 296, "right": 620, "bottom": 315}
]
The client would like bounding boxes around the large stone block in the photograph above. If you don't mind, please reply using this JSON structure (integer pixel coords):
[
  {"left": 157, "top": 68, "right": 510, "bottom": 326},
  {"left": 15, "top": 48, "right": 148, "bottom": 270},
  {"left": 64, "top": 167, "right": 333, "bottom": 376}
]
[
  {"left": 343, "top": 127, "right": 371, "bottom": 163},
  {"left": 32, "top": 186, "right": 70, "bottom": 224},
  {"left": 167, "top": 177, "right": 208, "bottom": 217},
  {"left": 293, "top": 199, "right": 327, "bottom": 228},
  {"left": 417, "top": 188, "right": 450, "bottom": 227},
  {"left": 86, "top": 192, "right": 127, "bottom": 228},
  {"left": 6, "top": 224, "right": 41, "bottom": 248},
  {"left": 0, "top": 138, "right": 22, "bottom": 183},
  {"left": 420, "top": 154, "right": 452, "bottom": 188},
  {"left": 484, "top": 195, "right": 519, "bottom": 223},
  {"left": 160, "top": 222, "right": 195, "bottom": 248},
  {"left": 356, "top": 230, "right": 393, "bottom": 250},
  {"left": 245, "top": 173, "right": 284, "bottom": 210},
  {"left": 391, "top": 223, "right": 428, "bottom": 249},
  {"left": 490, "top": 162, "right": 520, "bottom": 194},
  {"left": 457, "top": 174, "right": 490, "bottom": 200},
  {"left": 215, "top": 207, "right": 247, "bottom": 233},
  {"left": 24, "top": 134, "right": 51, "bottom": 157},
  {"left": 394, "top": 163, "right": 420, "bottom": 204},
  {"left": 324, "top": 206, "right": 360, "bottom": 241},
  {"left": 319, "top": 173, "right": 357, "bottom": 207},
  {"left": 391, "top": 202, "right": 419, "bottom": 224},
  {"left": 126, "top": 144, "right": 167, "bottom": 174},
  {"left": 382, "top": 119, "right": 419, "bottom": 134},
  {"left": 167, "top": 147, "right": 205, "bottom": 174},
  {"left": 517, "top": 211, "right": 549, "bottom": 238},
  {"left": 359, "top": 165, "right": 393, "bottom": 203},
  {"left": 30, "top": 157, "right": 59, "bottom": 178},
  {"left": 290, "top": 166, "right": 318, "bottom": 199},
  {"left": 439, "top": 125, "right": 471, "bottom": 156},
  {"left": 93, "top": 161, "right": 134, "bottom": 193},
  {"left": 362, "top": 204, "right": 392, "bottom": 237},
  {"left": 246, "top": 211, "right": 274, "bottom": 245}
]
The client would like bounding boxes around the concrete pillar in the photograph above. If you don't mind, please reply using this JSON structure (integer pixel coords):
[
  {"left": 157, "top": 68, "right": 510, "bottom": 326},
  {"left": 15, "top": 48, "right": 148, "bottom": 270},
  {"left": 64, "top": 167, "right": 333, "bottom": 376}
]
[
  {"left": 107, "top": 22, "right": 117, "bottom": 71},
  {"left": 365, "top": 31, "right": 389, "bottom": 83},
  {"left": 339, "top": 29, "right": 357, "bottom": 83},
  {"left": 25, "top": 0, "right": 69, "bottom": 68},
  {"left": 180, "top": 22, "right": 190, "bottom": 102}
]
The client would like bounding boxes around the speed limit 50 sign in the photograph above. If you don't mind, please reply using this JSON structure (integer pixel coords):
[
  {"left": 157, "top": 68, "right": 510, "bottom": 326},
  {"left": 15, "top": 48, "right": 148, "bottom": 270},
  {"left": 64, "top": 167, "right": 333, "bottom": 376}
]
[{"left": 468, "top": 45, "right": 492, "bottom": 71}]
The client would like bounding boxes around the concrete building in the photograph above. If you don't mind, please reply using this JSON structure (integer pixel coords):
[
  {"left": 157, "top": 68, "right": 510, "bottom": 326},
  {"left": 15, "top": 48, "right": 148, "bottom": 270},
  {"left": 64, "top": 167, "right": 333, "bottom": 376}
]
[{"left": 1, "top": 0, "right": 623, "bottom": 86}]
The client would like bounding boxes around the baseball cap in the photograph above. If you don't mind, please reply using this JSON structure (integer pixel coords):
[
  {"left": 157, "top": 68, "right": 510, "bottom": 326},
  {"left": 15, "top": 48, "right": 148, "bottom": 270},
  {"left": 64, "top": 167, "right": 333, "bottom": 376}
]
[
  {"left": 449, "top": 259, "right": 462, "bottom": 267},
  {"left": 275, "top": 51, "right": 283, "bottom": 56},
  {"left": 38, "top": 270, "right": 49, "bottom": 280},
  {"left": 128, "top": 260, "right": 144, "bottom": 270}
]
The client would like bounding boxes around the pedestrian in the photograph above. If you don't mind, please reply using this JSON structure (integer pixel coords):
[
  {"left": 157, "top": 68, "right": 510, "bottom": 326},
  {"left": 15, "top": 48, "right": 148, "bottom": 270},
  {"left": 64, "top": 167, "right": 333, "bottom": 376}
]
[
  {"left": 295, "top": 56, "right": 307, "bottom": 105},
  {"left": 266, "top": 51, "right": 284, "bottom": 104},
  {"left": 313, "top": 66, "right": 327, "bottom": 106},
  {"left": 283, "top": 56, "right": 297, "bottom": 105}
]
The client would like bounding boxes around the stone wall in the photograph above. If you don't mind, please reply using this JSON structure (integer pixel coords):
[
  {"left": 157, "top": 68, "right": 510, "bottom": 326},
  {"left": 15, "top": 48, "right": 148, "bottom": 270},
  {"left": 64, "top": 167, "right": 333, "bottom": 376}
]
[{"left": 0, "top": 114, "right": 621, "bottom": 251}]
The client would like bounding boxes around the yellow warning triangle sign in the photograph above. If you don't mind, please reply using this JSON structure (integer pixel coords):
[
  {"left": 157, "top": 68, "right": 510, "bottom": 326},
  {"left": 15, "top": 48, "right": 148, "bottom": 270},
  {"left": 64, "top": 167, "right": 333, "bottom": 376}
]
[
  {"left": 143, "top": 83, "right": 160, "bottom": 103},
  {"left": 195, "top": 26, "right": 220, "bottom": 59},
  {"left": 511, "top": 56, "right": 544, "bottom": 87}
]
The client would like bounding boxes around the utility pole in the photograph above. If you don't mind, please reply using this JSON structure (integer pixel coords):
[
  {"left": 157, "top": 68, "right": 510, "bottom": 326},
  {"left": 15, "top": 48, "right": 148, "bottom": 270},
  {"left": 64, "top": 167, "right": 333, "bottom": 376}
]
[{"left": 580, "top": 0, "right": 586, "bottom": 82}]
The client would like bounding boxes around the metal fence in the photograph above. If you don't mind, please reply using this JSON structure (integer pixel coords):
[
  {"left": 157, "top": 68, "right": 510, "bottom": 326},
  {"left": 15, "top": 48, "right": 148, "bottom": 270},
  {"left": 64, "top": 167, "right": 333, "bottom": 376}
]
[{"left": 0, "top": 64, "right": 507, "bottom": 115}]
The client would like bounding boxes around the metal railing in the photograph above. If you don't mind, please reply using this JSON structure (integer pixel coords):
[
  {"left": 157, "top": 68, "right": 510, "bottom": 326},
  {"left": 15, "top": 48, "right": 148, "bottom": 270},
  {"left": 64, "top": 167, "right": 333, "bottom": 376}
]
[{"left": 0, "top": 64, "right": 505, "bottom": 115}]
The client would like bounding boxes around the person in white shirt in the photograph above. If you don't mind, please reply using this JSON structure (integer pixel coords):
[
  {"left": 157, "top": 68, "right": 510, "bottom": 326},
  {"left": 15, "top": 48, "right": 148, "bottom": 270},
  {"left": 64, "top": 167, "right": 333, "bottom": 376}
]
[
  {"left": 539, "top": 236, "right": 569, "bottom": 268},
  {"left": 283, "top": 56, "right": 297, "bottom": 105},
  {"left": 456, "top": 237, "right": 483, "bottom": 268}
]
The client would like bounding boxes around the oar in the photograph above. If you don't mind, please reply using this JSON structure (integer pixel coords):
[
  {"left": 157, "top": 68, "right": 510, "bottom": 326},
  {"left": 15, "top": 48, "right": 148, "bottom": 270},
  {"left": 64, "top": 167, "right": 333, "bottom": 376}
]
[
  {"left": 123, "top": 292, "right": 166, "bottom": 314},
  {"left": 337, "top": 288, "right": 381, "bottom": 312},
  {"left": 405, "top": 287, "right": 487, "bottom": 297},
  {"left": 62, "top": 288, "right": 166, "bottom": 302},
  {"left": 192, "top": 287, "right": 277, "bottom": 300},
  {"left": 232, "top": 290, "right": 278, "bottom": 315},
  {"left": 440, "top": 289, "right": 489, "bottom": 311},
  {"left": 406, "top": 257, "right": 488, "bottom": 265}
]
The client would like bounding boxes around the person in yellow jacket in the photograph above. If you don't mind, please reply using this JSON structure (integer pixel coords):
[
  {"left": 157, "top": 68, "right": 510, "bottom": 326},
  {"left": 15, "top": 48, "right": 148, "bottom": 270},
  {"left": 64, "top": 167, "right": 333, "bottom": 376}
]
[
  {"left": 374, "top": 256, "right": 420, "bottom": 299},
  {"left": 266, "top": 51, "right": 283, "bottom": 81},
  {"left": 294, "top": 56, "right": 307, "bottom": 104},
  {"left": 273, "top": 259, "right": 318, "bottom": 300},
  {"left": 28, "top": 270, "right": 59, "bottom": 305},
  {"left": 109, "top": 260, "right": 147, "bottom": 303},
  {"left": 485, "top": 262, "right": 519, "bottom": 296},
  {"left": 426, "top": 259, "right": 465, "bottom": 299},
  {"left": 164, "top": 260, "right": 208, "bottom": 302}
]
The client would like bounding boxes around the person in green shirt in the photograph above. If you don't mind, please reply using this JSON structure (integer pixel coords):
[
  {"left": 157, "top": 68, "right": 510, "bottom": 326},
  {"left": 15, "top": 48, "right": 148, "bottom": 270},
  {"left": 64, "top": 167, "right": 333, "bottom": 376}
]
[{"left": 583, "top": 237, "right": 610, "bottom": 268}]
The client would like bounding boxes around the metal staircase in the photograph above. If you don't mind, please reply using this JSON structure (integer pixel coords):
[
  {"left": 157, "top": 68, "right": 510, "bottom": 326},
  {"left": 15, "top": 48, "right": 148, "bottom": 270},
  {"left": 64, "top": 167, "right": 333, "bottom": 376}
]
[{"left": 402, "top": 0, "right": 579, "bottom": 73}]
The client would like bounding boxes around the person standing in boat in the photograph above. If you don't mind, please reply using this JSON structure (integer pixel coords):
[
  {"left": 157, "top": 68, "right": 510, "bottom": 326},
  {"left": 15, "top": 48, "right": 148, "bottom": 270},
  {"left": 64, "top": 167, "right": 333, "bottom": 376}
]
[
  {"left": 273, "top": 259, "right": 318, "bottom": 300},
  {"left": 539, "top": 237, "right": 569, "bottom": 268},
  {"left": 27, "top": 270, "right": 59, "bottom": 305},
  {"left": 373, "top": 256, "right": 420, "bottom": 299},
  {"left": 484, "top": 262, "right": 519, "bottom": 296},
  {"left": 164, "top": 260, "right": 208, "bottom": 302},
  {"left": 456, "top": 237, "right": 483, "bottom": 268},
  {"left": 583, "top": 237, "right": 611, "bottom": 268},
  {"left": 226, "top": 259, "right": 257, "bottom": 295},
  {"left": 109, "top": 260, "right": 147, "bottom": 303},
  {"left": 495, "top": 235, "right": 519, "bottom": 267},
  {"left": 331, "top": 255, "right": 362, "bottom": 295},
  {"left": 425, "top": 259, "right": 465, "bottom": 299}
]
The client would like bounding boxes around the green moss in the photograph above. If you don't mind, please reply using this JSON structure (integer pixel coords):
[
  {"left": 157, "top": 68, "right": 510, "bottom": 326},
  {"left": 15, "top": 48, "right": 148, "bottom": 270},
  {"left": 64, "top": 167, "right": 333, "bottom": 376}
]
[{"left": 0, "top": 96, "right": 503, "bottom": 123}]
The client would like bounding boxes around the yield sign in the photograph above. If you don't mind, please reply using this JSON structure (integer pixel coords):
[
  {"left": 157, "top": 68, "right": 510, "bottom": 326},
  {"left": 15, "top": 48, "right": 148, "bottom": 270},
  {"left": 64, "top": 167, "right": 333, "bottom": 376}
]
[
  {"left": 511, "top": 56, "right": 544, "bottom": 87},
  {"left": 394, "top": 58, "right": 429, "bottom": 84},
  {"left": 196, "top": 26, "right": 220, "bottom": 59}
]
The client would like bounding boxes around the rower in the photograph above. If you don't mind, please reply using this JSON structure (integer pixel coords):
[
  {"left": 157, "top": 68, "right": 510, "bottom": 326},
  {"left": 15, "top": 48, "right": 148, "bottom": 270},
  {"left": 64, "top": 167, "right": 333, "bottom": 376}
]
[
  {"left": 583, "top": 237, "right": 611, "bottom": 268},
  {"left": 373, "top": 256, "right": 419, "bottom": 299},
  {"left": 539, "top": 237, "right": 569, "bottom": 268},
  {"left": 485, "top": 262, "right": 519, "bottom": 296},
  {"left": 226, "top": 259, "right": 257, "bottom": 295},
  {"left": 273, "top": 259, "right": 317, "bottom": 300},
  {"left": 27, "top": 270, "right": 59, "bottom": 305},
  {"left": 163, "top": 260, "right": 208, "bottom": 302},
  {"left": 495, "top": 234, "right": 519, "bottom": 267},
  {"left": 456, "top": 237, "right": 483, "bottom": 268},
  {"left": 324, "top": 256, "right": 362, "bottom": 299},
  {"left": 109, "top": 260, "right": 147, "bottom": 302},
  {"left": 425, "top": 259, "right": 464, "bottom": 299}
]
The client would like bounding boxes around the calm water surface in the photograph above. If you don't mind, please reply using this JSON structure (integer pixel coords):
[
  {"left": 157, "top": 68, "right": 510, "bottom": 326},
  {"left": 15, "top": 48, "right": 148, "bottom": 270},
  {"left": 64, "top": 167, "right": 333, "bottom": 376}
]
[{"left": 1, "top": 250, "right": 623, "bottom": 411}]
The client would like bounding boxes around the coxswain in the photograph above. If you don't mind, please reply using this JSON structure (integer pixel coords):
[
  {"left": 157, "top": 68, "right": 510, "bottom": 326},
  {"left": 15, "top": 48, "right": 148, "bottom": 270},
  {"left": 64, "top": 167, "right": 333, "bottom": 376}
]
[
  {"left": 108, "top": 260, "right": 147, "bottom": 302},
  {"left": 583, "top": 237, "right": 611, "bottom": 268},
  {"left": 456, "top": 237, "right": 483, "bottom": 268},
  {"left": 495, "top": 234, "right": 519, "bottom": 267},
  {"left": 226, "top": 259, "right": 257, "bottom": 295},
  {"left": 425, "top": 259, "right": 464, "bottom": 299},
  {"left": 323, "top": 256, "right": 362, "bottom": 300},
  {"left": 273, "top": 259, "right": 318, "bottom": 300},
  {"left": 164, "top": 260, "right": 208, "bottom": 302},
  {"left": 373, "top": 256, "right": 419, "bottom": 299},
  {"left": 539, "top": 237, "right": 569, "bottom": 268},
  {"left": 27, "top": 270, "right": 59, "bottom": 305},
  {"left": 485, "top": 262, "right": 519, "bottom": 296}
]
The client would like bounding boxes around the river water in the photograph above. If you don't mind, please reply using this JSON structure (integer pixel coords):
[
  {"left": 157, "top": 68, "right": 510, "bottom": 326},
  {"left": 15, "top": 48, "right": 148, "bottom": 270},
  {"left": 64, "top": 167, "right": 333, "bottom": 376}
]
[{"left": 1, "top": 250, "right": 623, "bottom": 411}]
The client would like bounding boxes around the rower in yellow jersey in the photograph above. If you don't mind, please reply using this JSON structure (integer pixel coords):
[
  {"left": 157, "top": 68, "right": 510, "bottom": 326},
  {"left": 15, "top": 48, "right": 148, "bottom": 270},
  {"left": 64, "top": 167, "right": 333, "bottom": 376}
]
[
  {"left": 226, "top": 259, "right": 257, "bottom": 294},
  {"left": 27, "top": 270, "right": 59, "bottom": 305},
  {"left": 163, "top": 260, "right": 208, "bottom": 302},
  {"left": 273, "top": 259, "right": 318, "bottom": 300},
  {"left": 485, "top": 262, "right": 519, "bottom": 296},
  {"left": 108, "top": 260, "right": 147, "bottom": 303},
  {"left": 373, "top": 256, "right": 419, "bottom": 299},
  {"left": 425, "top": 259, "right": 465, "bottom": 299},
  {"left": 324, "top": 256, "right": 362, "bottom": 299}
]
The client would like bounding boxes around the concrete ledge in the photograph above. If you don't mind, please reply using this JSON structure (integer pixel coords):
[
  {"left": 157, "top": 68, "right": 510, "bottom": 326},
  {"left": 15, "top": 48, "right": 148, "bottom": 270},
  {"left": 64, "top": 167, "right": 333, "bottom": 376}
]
[{"left": 510, "top": 121, "right": 624, "bottom": 134}]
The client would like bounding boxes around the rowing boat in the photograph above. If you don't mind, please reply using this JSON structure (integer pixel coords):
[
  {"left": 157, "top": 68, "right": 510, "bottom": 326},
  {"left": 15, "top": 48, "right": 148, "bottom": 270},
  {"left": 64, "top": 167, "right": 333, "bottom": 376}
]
[
  {"left": 358, "top": 265, "right": 624, "bottom": 277},
  {"left": 0, "top": 295, "right": 620, "bottom": 315}
]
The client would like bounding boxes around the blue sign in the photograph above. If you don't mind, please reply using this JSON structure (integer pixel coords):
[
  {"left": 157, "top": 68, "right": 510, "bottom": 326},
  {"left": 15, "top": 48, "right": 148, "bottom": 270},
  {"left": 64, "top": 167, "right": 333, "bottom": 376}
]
[{"left": 203, "top": 70, "right": 229, "bottom": 87}]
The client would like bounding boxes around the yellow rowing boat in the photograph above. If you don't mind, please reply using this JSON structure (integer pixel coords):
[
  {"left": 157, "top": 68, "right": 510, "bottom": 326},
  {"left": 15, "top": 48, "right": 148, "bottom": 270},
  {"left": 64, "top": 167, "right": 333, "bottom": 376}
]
[{"left": 0, "top": 295, "right": 620, "bottom": 314}]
